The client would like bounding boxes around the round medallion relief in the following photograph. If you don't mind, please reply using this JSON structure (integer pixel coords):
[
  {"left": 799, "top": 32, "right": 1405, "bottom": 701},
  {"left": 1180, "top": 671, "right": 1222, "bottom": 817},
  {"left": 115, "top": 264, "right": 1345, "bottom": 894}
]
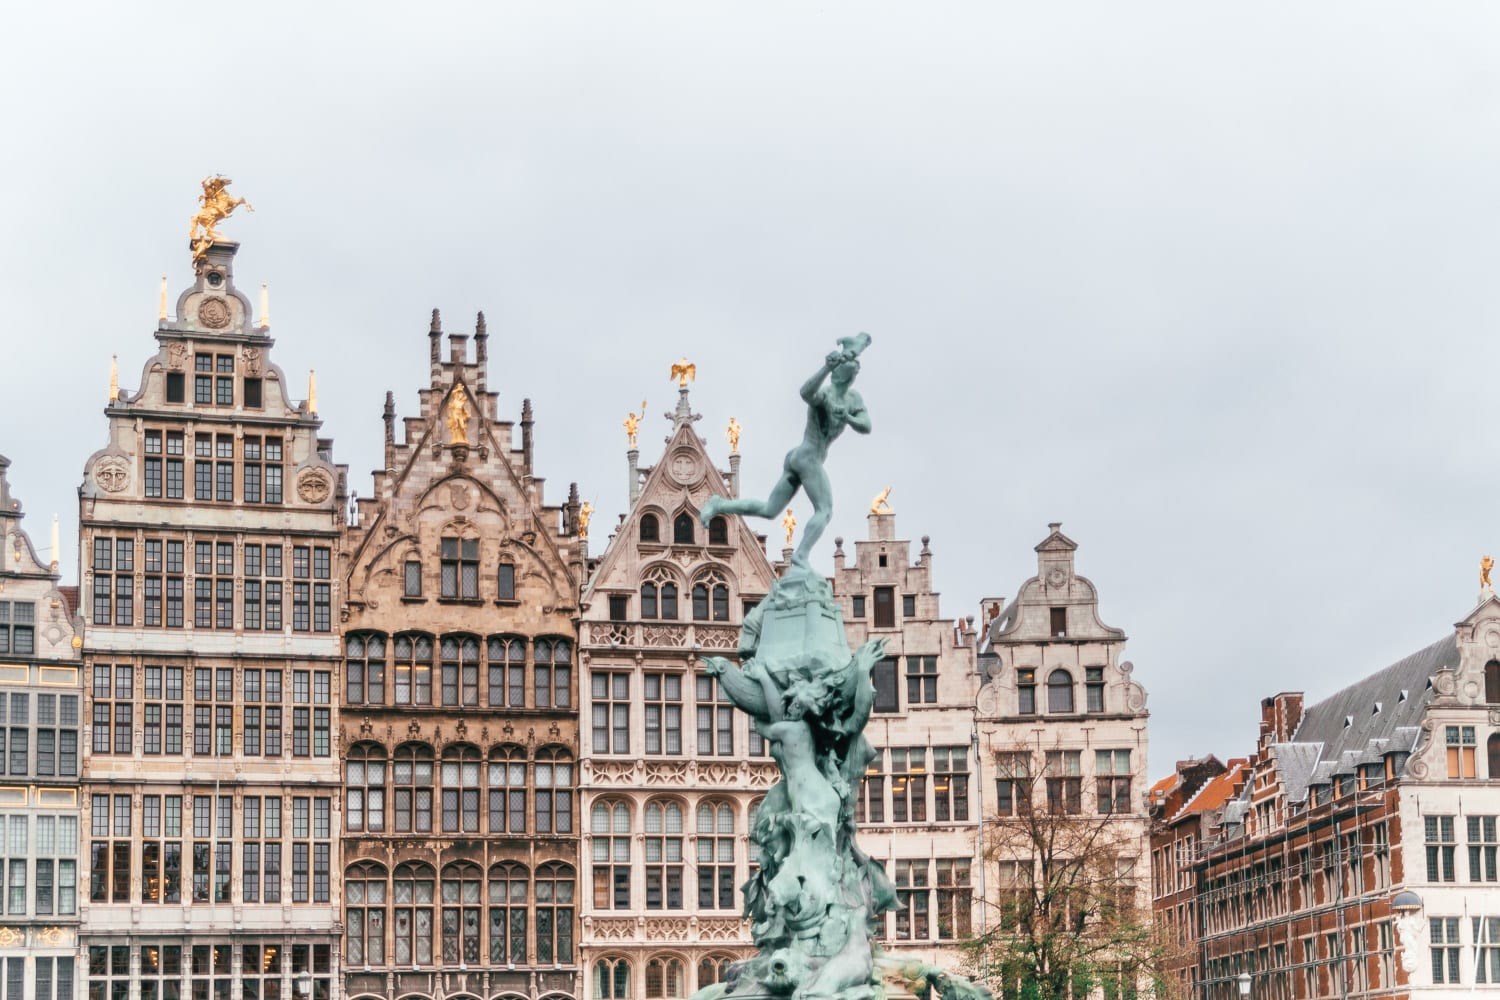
[
  {"left": 93, "top": 456, "right": 130, "bottom": 493},
  {"left": 297, "top": 470, "right": 332, "bottom": 504},
  {"left": 198, "top": 297, "right": 231, "bottom": 329},
  {"left": 1046, "top": 567, "right": 1068, "bottom": 588},
  {"left": 668, "top": 449, "right": 702, "bottom": 486}
]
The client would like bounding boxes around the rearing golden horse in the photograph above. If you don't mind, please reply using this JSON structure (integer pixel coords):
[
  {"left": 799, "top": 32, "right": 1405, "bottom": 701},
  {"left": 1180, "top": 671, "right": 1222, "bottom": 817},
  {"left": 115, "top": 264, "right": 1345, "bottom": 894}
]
[{"left": 190, "top": 175, "right": 253, "bottom": 259}]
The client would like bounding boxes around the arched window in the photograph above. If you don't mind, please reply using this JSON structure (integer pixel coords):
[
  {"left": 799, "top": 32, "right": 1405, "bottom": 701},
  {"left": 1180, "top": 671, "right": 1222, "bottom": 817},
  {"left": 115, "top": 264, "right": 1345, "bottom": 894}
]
[
  {"left": 642, "top": 567, "right": 679, "bottom": 621},
  {"left": 393, "top": 633, "right": 433, "bottom": 706},
  {"left": 536, "top": 861, "right": 575, "bottom": 964},
  {"left": 345, "top": 861, "right": 387, "bottom": 966},
  {"left": 692, "top": 570, "right": 729, "bottom": 622},
  {"left": 1490, "top": 734, "right": 1500, "bottom": 781},
  {"left": 346, "top": 743, "right": 387, "bottom": 832},
  {"left": 698, "top": 955, "right": 734, "bottom": 989},
  {"left": 442, "top": 745, "right": 482, "bottom": 833},
  {"left": 535, "top": 637, "right": 572, "bottom": 709},
  {"left": 696, "top": 801, "right": 735, "bottom": 910},
  {"left": 708, "top": 516, "right": 729, "bottom": 546},
  {"left": 673, "top": 513, "right": 695, "bottom": 545},
  {"left": 488, "top": 744, "right": 527, "bottom": 834},
  {"left": 640, "top": 514, "right": 660, "bottom": 543},
  {"left": 646, "top": 957, "right": 686, "bottom": 999},
  {"left": 644, "top": 800, "right": 685, "bottom": 910},
  {"left": 489, "top": 861, "right": 529, "bottom": 965},
  {"left": 594, "top": 958, "right": 630, "bottom": 1000},
  {"left": 488, "top": 635, "right": 526, "bottom": 708},
  {"left": 393, "top": 862, "right": 435, "bottom": 965},
  {"left": 535, "top": 746, "right": 574, "bottom": 834},
  {"left": 1047, "top": 669, "right": 1074, "bottom": 714},
  {"left": 392, "top": 743, "right": 434, "bottom": 833},
  {"left": 591, "top": 801, "right": 631, "bottom": 910},
  {"left": 441, "top": 862, "right": 482, "bottom": 964},
  {"left": 346, "top": 632, "right": 387, "bottom": 705},
  {"left": 440, "top": 634, "right": 480, "bottom": 707},
  {"left": 497, "top": 560, "right": 516, "bottom": 601},
  {"left": 1488, "top": 660, "right": 1500, "bottom": 704}
]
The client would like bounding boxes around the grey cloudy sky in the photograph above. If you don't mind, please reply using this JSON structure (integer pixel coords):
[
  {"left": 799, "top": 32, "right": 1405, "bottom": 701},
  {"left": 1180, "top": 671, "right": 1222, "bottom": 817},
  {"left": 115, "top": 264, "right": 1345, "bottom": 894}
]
[{"left": 4, "top": 2, "right": 1499, "bottom": 776}]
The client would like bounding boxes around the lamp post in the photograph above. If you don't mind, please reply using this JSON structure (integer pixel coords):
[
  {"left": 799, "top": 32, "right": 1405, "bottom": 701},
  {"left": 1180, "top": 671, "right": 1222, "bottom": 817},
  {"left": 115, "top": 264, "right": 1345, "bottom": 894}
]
[{"left": 1236, "top": 971, "right": 1251, "bottom": 998}]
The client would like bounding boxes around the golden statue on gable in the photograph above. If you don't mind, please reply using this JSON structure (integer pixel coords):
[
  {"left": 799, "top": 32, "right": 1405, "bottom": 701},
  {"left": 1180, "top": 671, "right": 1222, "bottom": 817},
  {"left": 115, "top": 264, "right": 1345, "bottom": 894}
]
[
  {"left": 447, "top": 384, "right": 472, "bottom": 446},
  {"left": 726, "top": 416, "right": 742, "bottom": 454},
  {"left": 624, "top": 400, "right": 647, "bottom": 448},
  {"left": 670, "top": 357, "right": 697, "bottom": 388},
  {"left": 190, "top": 176, "right": 254, "bottom": 261},
  {"left": 1483, "top": 554, "right": 1493, "bottom": 593},
  {"left": 869, "top": 486, "right": 893, "bottom": 515}
]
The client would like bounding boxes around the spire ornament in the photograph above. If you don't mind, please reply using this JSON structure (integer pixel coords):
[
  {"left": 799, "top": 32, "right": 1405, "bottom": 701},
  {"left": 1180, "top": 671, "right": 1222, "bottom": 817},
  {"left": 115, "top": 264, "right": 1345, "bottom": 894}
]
[
  {"left": 726, "top": 416, "right": 742, "bottom": 454},
  {"left": 158, "top": 275, "right": 169, "bottom": 322},
  {"left": 624, "top": 400, "right": 647, "bottom": 449},
  {"left": 578, "top": 502, "right": 594, "bottom": 539},
  {"left": 108, "top": 355, "right": 119, "bottom": 403},
  {"left": 669, "top": 357, "right": 696, "bottom": 388},
  {"left": 259, "top": 282, "right": 270, "bottom": 329},
  {"left": 189, "top": 176, "right": 253, "bottom": 261},
  {"left": 307, "top": 370, "right": 318, "bottom": 415},
  {"left": 1483, "top": 554, "right": 1493, "bottom": 594}
]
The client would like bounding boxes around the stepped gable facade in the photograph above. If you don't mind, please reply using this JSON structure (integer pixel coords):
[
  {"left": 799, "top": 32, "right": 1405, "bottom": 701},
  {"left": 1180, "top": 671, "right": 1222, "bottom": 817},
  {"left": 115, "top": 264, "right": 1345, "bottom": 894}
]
[
  {"left": 1181, "top": 595, "right": 1500, "bottom": 999},
  {"left": 77, "top": 240, "right": 347, "bottom": 1000},
  {"left": 340, "top": 312, "right": 584, "bottom": 1000},
  {"left": 575, "top": 385, "right": 777, "bottom": 1000},
  {"left": 0, "top": 455, "right": 83, "bottom": 1000},
  {"left": 830, "top": 509, "right": 982, "bottom": 969}
]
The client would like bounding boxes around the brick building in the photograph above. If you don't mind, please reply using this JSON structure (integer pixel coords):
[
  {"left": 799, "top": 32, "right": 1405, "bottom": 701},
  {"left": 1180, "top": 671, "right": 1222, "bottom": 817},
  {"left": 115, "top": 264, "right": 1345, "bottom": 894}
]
[
  {"left": 1171, "top": 593, "right": 1500, "bottom": 998},
  {"left": 340, "top": 312, "right": 584, "bottom": 1000}
]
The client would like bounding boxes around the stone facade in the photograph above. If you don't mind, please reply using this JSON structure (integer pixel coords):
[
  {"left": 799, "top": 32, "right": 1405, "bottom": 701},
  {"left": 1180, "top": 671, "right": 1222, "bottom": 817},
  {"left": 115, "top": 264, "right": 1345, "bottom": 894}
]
[
  {"left": 0, "top": 455, "right": 83, "bottom": 1000},
  {"left": 973, "top": 523, "right": 1152, "bottom": 993},
  {"left": 831, "top": 511, "right": 982, "bottom": 972},
  {"left": 340, "top": 313, "right": 584, "bottom": 1000},
  {"left": 1166, "top": 595, "right": 1500, "bottom": 999},
  {"left": 77, "top": 242, "right": 347, "bottom": 1000},
  {"left": 576, "top": 387, "right": 777, "bottom": 1000}
]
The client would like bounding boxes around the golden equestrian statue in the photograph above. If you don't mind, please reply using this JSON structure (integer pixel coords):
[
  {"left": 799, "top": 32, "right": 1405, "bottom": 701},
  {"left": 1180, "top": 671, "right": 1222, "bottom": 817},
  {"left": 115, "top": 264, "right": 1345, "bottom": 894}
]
[
  {"left": 189, "top": 176, "right": 254, "bottom": 261},
  {"left": 624, "top": 400, "right": 647, "bottom": 448},
  {"left": 869, "top": 486, "right": 893, "bottom": 515},
  {"left": 726, "top": 417, "right": 742, "bottom": 454},
  {"left": 782, "top": 508, "right": 796, "bottom": 547},
  {"left": 670, "top": 357, "right": 697, "bottom": 388},
  {"left": 1484, "top": 554, "right": 1494, "bottom": 592},
  {"left": 446, "top": 384, "right": 472, "bottom": 446}
]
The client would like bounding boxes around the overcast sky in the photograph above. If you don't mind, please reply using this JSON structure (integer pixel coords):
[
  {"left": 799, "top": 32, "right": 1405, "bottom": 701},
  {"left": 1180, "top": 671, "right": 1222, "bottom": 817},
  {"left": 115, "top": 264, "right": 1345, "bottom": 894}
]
[{"left": 4, "top": 2, "right": 1499, "bottom": 776}]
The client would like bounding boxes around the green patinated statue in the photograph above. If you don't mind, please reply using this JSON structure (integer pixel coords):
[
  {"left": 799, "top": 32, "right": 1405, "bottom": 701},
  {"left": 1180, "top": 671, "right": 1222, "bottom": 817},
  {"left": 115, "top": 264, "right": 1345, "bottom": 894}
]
[
  {"left": 700, "top": 333, "right": 872, "bottom": 567},
  {"left": 690, "top": 338, "right": 991, "bottom": 1000}
]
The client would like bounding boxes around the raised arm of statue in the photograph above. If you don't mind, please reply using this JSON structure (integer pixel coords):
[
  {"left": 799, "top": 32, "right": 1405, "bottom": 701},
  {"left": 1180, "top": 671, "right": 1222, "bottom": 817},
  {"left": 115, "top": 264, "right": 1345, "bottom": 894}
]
[{"left": 799, "top": 356, "right": 837, "bottom": 403}]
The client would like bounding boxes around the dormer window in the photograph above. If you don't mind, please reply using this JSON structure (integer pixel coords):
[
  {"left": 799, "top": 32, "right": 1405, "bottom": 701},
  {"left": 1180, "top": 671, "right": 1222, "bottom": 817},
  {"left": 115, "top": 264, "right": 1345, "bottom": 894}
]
[
  {"left": 1050, "top": 608, "right": 1067, "bottom": 637},
  {"left": 673, "top": 513, "right": 695, "bottom": 545},
  {"left": 640, "top": 514, "right": 660, "bottom": 543}
]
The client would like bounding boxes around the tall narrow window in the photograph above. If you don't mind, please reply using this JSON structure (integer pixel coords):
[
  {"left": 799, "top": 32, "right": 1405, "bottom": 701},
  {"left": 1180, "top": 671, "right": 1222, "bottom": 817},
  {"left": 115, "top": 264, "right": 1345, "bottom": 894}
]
[
  {"left": 394, "top": 634, "right": 433, "bottom": 706},
  {"left": 1047, "top": 670, "right": 1075, "bottom": 714},
  {"left": 535, "top": 637, "right": 571, "bottom": 709},
  {"left": 872, "top": 658, "right": 899, "bottom": 714},
  {"left": 1426, "top": 815, "right": 1457, "bottom": 882},
  {"left": 535, "top": 747, "right": 574, "bottom": 834},
  {"left": 873, "top": 587, "right": 895, "bottom": 628},
  {"left": 440, "top": 862, "right": 482, "bottom": 964},
  {"left": 497, "top": 562, "right": 516, "bottom": 600},
  {"left": 440, "top": 745, "right": 482, "bottom": 834},
  {"left": 1050, "top": 607, "right": 1067, "bottom": 637},
  {"left": 488, "top": 861, "right": 529, "bottom": 965},
  {"left": 673, "top": 513, "right": 695, "bottom": 544},
  {"left": 696, "top": 802, "right": 735, "bottom": 910},
  {"left": 644, "top": 673, "right": 683, "bottom": 755},
  {"left": 592, "top": 673, "right": 630, "bottom": 754},
  {"left": 440, "top": 538, "right": 479, "bottom": 599},
  {"left": 536, "top": 862, "right": 575, "bottom": 963},
  {"left": 591, "top": 802, "right": 632, "bottom": 910},
  {"left": 1447, "top": 726, "right": 1478, "bottom": 779},
  {"left": 404, "top": 560, "right": 422, "bottom": 598},
  {"left": 393, "top": 862, "right": 435, "bottom": 966},
  {"left": 708, "top": 516, "right": 729, "bottom": 545},
  {"left": 1096, "top": 749, "right": 1132, "bottom": 815},
  {"left": 488, "top": 745, "right": 527, "bottom": 834},
  {"left": 639, "top": 514, "right": 660, "bottom": 543},
  {"left": 393, "top": 744, "right": 435, "bottom": 834},
  {"left": 906, "top": 656, "right": 937, "bottom": 705},
  {"left": 1085, "top": 667, "right": 1106, "bottom": 713},
  {"left": 643, "top": 800, "right": 684, "bottom": 910},
  {"left": 487, "top": 636, "right": 526, "bottom": 708},
  {"left": 440, "top": 635, "right": 480, "bottom": 707}
]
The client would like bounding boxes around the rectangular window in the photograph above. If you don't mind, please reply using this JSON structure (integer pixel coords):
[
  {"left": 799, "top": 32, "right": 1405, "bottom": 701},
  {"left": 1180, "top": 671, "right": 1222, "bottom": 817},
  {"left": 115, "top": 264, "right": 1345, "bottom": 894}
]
[
  {"left": 591, "top": 672, "right": 631, "bottom": 754},
  {"left": 440, "top": 538, "right": 479, "bottom": 599},
  {"left": 1432, "top": 916, "right": 1461, "bottom": 984},
  {"left": 1017, "top": 669, "right": 1036, "bottom": 715},
  {"left": 1096, "top": 749, "right": 1132, "bottom": 815},
  {"left": 244, "top": 377, "right": 262, "bottom": 407},
  {"left": 873, "top": 587, "right": 895, "bottom": 628},
  {"left": 905, "top": 655, "right": 937, "bottom": 705},
  {"left": 1045, "top": 750, "right": 1083, "bottom": 815},
  {"left": 893, "top": 860, "right": 930, "bottom": 940},
  {"left": 872, "top": 657, "right": 899, "bottom": 713},
  {"left": 932, "top": 746, "right": 969, "bottom": 821},
  {"left": 1086, "top": 666, "right": 1106, "bottom": 713},
  {"left": 404, "top": 561, "right": 422, "bottom": 597},
  {"left": 902, "top": 594, "right": 917, "bottom": 617},
  {"left": 890, "top": 749, "right": 927, "bottom": 823},
  {"left": 1447, "top": 726, "right": 1478, "bottom": 778},
  {"left": 1427, "top": 815, "right": 1457, "bottom": 882},
  {"left": 696, "top": 675, "right": 734, "bottom": 756},
  {"left": 857, "top": 751, "right": 885, "bottom": 823},
  {"left": 935, "top": 859, "right": 971, "bottom": 940},
  {"left": 995, "top": 751, "right": 1031, "bottom": 816},
  {"left": 851, "top": 594, "right": 865, "bottom": 618},
  {"left": 644, "top": 673, "right": 683, "bottom": 755},
  {"left": 1050, "top": 607, "right": 1067, "bottom": 636},
  {"left": 1470, "top": 816, "right": 1499, "bottom": 883},
  {"left": 1476, "top": 916, "right": 1500, "bottom": 984}
]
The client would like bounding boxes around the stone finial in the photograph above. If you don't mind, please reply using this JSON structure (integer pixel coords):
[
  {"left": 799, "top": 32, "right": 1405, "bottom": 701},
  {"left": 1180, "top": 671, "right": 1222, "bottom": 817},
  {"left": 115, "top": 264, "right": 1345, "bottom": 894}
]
[
  {"left": 430, "top": 308, "right": 442, "bottom": 334},
  {"left": 475, "top": 311, "right": 488, "bottom": 370},
  {"left": 383, "top": 391, "right": 396, "bottom": 444},
  {"left": 108, "top": 354, "right": 119, "bottom": 403},
  {"left": 429, "top": 308, "right": 442, "bottom": 365},
  {"left": 259, "top": 281, "right": 270, "bottom": 329},
  {"left": 521, "top": 398, "right": 535, "bottom": 475},
  {"left": 1048, "top": 521, "right": 1062, "bottom": 533},
  {"left": 158, "top": 275, "right": 169, "bottom": 322},
  {"left": 307, "top": 370, "right": 318, "bottom": 415}
]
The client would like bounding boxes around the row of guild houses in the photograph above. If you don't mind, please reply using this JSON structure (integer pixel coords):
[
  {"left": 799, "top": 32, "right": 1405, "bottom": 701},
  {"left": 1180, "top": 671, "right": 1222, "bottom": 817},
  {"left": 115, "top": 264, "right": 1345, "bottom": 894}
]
[
  {"left": 0, "top": 231, "right": 1156, "bottom": 1000},
  {"left": 1150, "top": 590, "right": 1500, "bottom": 998}
]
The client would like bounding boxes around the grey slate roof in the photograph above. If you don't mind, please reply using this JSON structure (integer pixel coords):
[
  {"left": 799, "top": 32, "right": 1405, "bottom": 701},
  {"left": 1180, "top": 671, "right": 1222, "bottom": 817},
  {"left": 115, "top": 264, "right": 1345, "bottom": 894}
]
[{"left": 1270, "top": 633, "right": 1455, "bottom": 801}]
